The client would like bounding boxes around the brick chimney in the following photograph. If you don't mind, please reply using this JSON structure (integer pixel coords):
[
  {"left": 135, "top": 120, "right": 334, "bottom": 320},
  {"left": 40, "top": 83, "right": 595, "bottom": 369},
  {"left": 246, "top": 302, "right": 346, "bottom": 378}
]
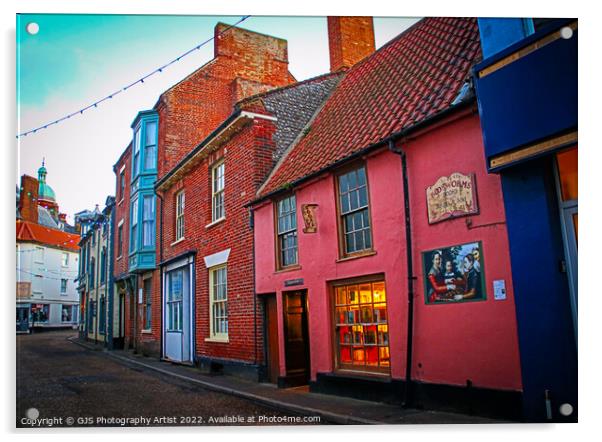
[
  {"left": 19, "top": 175, "right": 39, "bottom": 224},
  {"left": 328, "top": 16, "right": 375, "bottom": 72}
]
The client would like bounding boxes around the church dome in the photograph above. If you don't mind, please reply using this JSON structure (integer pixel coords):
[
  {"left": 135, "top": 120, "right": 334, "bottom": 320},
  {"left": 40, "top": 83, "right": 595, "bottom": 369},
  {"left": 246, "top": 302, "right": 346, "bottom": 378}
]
[{"left": 37, "top": 161, "right": 56, "bottom": 202}]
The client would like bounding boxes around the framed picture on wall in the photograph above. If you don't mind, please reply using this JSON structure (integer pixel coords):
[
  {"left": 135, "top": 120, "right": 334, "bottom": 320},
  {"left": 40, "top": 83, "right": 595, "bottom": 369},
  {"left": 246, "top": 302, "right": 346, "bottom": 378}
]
[{"left": 422, "top": 241, "right": 486, "bottom": 304}]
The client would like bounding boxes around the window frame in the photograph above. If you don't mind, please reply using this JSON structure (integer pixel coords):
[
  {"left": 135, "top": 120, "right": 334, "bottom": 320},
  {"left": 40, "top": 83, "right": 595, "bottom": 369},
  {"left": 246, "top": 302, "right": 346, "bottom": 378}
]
[
  {"left": 143, "top": 120, "right": 158, "bottom": 171},
  {"left": 117, "top": 222, "right": 124, "bottom": 258},
  {"left": 335, "top": 163, "right": 374, "bottom": 259},
  {"left": 132, "top": 125, "right": 141, "bottom": 178},
  {"left": 208, "top": 265, "right": 228, "bottom": 340},
  {"left": 211, "top": 160, "right": 225, "bottom": 223},
  {"left": 274, "top": 194, "right": 299, "bottom": 270},
  {"left": 60, "top": 278, "right": 68, "bottom": 294},
  {"left": 142, "top": 195, "right": 155, "bottom": 248},
  {"left": 175, "top": 190, "right": 185, "bottom": 242},
  {"left": 331, "top": 275, "right": 390, "bottom": 375},
  {"left": 130, "top": 197, "right": 139, "bottom": 253},
  {"left": 142, "top": 274, "right": 152, "bottom": 331},
  {"left": 61, "top": 252, "right": 69, "bottom": 267}
]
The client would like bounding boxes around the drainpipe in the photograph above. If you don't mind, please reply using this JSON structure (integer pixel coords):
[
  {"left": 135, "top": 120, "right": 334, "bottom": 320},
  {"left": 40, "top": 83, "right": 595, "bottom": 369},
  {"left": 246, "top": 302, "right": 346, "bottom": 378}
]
[
  {"left": 249, "top": 208, "right": 258, "bottom": 369},
  {"left": 388, "top": 139, "right": 416, "bottom": 408},
  {"left": 156, "top": 192, "right": 164, "bottom": 360}
]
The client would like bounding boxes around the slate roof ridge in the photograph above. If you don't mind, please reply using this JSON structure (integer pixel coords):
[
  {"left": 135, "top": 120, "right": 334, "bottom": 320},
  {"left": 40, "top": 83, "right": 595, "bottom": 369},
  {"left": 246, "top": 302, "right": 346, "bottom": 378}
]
[
  {"left": 255, "top": 72, "right": 345, "bottom": 197},
  {"left": 236, "top": 70, "right": 345, "bottom": 109}
]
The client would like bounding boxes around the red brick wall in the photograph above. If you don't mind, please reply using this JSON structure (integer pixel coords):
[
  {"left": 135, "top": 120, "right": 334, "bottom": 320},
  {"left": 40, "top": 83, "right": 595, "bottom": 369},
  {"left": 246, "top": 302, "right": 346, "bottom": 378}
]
[
  {"left": 156, "top": 23, "right": 295, "bottom": 182},
  {"left": 158, "top": 117, "right": 278, "bottom": 364},
  {"left": 327, "top": 16, "right": 375, "bottom": 72},
  {"left": 113, "top": 146, "right": 131, "bottom": 278},
  {"left": 19, "top": 175, "right": 39, "bottom": 223}
]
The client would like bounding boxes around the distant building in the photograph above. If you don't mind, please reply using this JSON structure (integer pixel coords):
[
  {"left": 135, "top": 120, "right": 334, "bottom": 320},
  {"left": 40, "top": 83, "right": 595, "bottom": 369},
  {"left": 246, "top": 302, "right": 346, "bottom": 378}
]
[
  {"left": 16, "top": 163, "right": 80, "bottom": 332},
  {"left": 75, "top": 198, "right": 115, "bottom": 345}
]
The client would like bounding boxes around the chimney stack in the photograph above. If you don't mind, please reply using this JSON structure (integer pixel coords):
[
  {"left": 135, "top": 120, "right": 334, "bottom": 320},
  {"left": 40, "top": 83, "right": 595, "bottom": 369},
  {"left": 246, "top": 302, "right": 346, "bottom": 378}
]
[
  {"left": 328, "top": 16, "right": 376, "bottom": 72},
  {"left": 19, "top": 175, "right": 39, "bottom": 224}
]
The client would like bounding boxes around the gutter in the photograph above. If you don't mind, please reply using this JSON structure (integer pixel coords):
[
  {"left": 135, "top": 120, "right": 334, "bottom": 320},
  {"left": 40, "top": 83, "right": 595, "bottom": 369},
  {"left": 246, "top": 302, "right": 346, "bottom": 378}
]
[{"left": 155, "top": 110, "right": 277, "bottom": 192}]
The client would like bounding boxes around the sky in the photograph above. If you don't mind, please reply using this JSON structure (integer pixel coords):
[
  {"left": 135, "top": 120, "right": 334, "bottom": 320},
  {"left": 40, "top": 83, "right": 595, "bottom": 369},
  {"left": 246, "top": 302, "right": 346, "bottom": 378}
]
[{"left": 16, "top": 14, "right": 420, "bottom": 223}]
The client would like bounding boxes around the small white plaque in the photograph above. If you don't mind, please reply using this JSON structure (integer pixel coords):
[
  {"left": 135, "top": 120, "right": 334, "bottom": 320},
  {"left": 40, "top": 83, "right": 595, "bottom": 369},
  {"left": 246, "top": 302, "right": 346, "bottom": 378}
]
[{"left": 493, "top": 280, "right": 506, "bottom": 300}]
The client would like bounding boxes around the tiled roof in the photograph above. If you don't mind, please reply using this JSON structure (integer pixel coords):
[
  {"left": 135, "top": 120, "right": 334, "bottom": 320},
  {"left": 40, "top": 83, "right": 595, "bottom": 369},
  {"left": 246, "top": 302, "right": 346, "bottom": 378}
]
[
  {"left": 240, "top": 72, "right": 343, "bottom": 162},
  {"left": 16, "top": 220, "right": 80, "bottom": 251},
  {"left": 258, "top": 17, "right": 481, "bottom": 197},
  {"left": 37, "top": 206, "right": 59, "bottom": 229}
]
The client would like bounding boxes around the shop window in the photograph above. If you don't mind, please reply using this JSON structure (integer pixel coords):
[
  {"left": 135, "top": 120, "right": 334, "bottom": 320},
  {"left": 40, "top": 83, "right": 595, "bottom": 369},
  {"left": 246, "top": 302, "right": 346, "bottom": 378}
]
[
  {"left": 557, "top": 147, "right": 578, "bottom": 202},
  {"left": 334, "top": 280, "right": 389, "bottom": 372},
  {"left": 337, "top": 165, "right": 372, "bottom": 256},
  {"left": 212, "top": 161, "right": 225, "bottom": 222},
  {"left": 209, "top": 265, "right": 228, "bottom": 338},
  {"left": 33, "top": 304, "right": 50, "bottom": 323},
  {"left": 61, "top": 304, "right": 74, "bottom": 323},
  {"left": 276, "top": 194, "right": 298, "bottom": 269}
]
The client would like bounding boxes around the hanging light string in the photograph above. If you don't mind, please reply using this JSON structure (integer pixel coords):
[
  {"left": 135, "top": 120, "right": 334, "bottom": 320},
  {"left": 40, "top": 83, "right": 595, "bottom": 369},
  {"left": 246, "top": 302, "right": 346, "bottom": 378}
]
[{"left": 17, "top": 15, "right": 252, "bottom": 139}]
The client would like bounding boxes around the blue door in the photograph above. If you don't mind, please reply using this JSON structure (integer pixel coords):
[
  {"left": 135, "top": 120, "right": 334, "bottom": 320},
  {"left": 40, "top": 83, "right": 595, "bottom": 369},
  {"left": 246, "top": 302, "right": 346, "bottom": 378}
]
[{"left": 164, "top": 265, "right": 192, "bottom": 363}]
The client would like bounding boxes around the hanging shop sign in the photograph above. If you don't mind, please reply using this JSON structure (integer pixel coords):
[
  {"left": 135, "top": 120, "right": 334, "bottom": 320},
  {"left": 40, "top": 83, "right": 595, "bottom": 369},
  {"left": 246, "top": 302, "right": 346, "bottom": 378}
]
[
  {"left": 301, "top": 204, "right": 318, "bottom": 233},
  {"left": 16, "top": 282, "right": 31, "bottom": 298},
  {"left": 426, "top": 172, "right": 478, "bottom": 224},
  {"left": 422, "top": 241, "right": 486, "bottom": 304}
]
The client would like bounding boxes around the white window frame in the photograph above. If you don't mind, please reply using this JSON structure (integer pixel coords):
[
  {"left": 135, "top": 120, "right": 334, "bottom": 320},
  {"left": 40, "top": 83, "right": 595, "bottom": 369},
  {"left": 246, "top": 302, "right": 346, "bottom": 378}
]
[
  {"left": 34, "top": 246, "right": 44, "bottom": 264},
  {"left": 208, "top": 265, "right": 228, "bottom": 341},
  {"left": 60, "top": 278, "right": 68, "bottom": 294},
  {"left": 211, "top": 161, "right": 225, "bottom": 222},
  {"left": 175, "top": 191, "right": 185, "bottom": 241},
  {"left": 61, "top": 252, "right": 69, "bottom": 267},
  {"left": 142, "top": 273, "right": 153, "bottom": 331}
]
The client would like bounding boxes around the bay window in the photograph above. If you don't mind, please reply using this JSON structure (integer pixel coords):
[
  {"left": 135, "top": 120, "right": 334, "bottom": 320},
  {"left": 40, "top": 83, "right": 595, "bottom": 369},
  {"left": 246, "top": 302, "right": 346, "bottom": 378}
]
[
  {"left": 142, "top": 195, "right": 155, "bottom": 247},
  {"left": 144, "top": 121, "right": 157, "bottom": 170},
  {"left": 334, "top": 280, "right": 389, "bottom": 372},
  {"left": 132, "top": 127, "right": 141, "bottom": 176},
  {"left": 130, "top": 198, "right": 138, "bottom": 252}
]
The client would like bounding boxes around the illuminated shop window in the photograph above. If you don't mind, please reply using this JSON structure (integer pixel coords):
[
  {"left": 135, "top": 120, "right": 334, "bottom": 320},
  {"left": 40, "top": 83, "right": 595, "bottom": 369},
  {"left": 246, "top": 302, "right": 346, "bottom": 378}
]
[{"left": 334, "top": 280, "right": 389, "bottom": 372}]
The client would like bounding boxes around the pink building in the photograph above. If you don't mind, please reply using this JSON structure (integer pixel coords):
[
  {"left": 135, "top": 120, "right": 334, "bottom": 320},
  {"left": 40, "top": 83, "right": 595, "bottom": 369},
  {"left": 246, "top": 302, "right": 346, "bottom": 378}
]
[{"left": 251, "top": 17, "right": 523, "bottom": 419}]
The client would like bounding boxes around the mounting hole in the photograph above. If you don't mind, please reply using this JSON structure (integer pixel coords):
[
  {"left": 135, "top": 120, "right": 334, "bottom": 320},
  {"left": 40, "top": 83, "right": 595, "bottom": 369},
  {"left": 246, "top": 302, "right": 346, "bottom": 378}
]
[
  {"left": 560, "top": 27, "right": 573, "bottom": 40},
  {"left": 26, "top": 407, "right": 40, "bottom": 419},
  {"left": 559, "top": 403, "right": 574, "bottom": 416},
  {"left": 26, "top": 22, "right": 39, "bottom": 35}
]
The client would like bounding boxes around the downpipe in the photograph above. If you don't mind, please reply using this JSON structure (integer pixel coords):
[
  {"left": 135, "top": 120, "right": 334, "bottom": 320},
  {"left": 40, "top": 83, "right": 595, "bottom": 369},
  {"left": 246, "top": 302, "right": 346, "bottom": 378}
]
[{"left": 388, "top": 139, "right": 416, "bottom": 408}]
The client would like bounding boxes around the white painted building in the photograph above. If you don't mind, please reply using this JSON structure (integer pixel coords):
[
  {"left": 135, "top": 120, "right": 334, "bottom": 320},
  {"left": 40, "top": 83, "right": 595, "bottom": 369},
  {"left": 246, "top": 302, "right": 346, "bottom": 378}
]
[{"left": 16, "top": 242, "right": 80, "bottom": 330}]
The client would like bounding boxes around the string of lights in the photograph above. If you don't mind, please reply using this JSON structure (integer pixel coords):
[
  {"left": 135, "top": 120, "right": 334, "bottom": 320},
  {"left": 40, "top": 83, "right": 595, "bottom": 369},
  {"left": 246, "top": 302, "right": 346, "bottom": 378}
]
[
  {"left": 17, "top": 267, "right": 76, "bottom": 281},
  {"left": 17, "top": 15, "right": 252, "bottom": 139}
]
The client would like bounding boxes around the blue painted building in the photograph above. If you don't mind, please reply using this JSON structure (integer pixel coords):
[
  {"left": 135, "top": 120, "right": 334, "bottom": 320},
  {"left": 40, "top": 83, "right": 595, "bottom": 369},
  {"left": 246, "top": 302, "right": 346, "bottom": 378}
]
[
  {"left": 129, "top": 110, "right": 159, "bottom": 273},
  {"left": 474, "top": 18, "right": 577, "bottom": 422}
]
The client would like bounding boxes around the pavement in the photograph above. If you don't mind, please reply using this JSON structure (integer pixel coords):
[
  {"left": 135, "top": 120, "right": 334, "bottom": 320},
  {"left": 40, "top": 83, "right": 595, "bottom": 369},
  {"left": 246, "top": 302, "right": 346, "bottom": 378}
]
[{"left": 69, "top": 334, "right": 504, "bottom": 425}]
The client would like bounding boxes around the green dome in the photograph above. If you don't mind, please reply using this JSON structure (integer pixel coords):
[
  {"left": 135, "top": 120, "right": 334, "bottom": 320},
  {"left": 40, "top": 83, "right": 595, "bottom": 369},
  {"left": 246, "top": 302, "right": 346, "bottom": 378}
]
[
  {"left": 38, "top": 182, "right": 56, "bottom": 201},
  {"left": 37, "top": 160, "right": 55, "bottom": 201}
]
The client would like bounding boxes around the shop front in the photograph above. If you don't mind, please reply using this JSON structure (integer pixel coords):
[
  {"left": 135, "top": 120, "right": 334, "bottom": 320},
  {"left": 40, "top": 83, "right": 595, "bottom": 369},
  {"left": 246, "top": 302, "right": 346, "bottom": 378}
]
[{"left": 473, "top": 18, "right": 578, "bottom": 422}]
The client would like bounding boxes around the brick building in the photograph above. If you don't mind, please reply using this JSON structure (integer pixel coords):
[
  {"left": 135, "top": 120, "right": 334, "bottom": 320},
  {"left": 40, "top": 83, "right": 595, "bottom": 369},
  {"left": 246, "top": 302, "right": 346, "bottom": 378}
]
[
  {"left": 155, "top": 72, "right": 340, "bottom": 377},
  {"left": 113, "top": 22, "right": 300, "bottom": 360}
]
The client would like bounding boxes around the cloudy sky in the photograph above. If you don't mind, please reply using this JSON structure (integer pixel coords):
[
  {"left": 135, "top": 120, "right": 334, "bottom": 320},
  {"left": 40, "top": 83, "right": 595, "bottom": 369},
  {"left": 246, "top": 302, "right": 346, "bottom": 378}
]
[{"left": 16, "top": 14, "right": 420, "bottom": 223}]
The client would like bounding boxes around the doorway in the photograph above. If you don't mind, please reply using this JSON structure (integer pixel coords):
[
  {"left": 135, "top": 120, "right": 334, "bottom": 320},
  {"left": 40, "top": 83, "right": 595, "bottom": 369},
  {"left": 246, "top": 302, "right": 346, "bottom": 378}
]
[
  {"left": 283, "top": 290, "right": 310, "bottom": 386},
  {"left": 163, "top": 260, "right": 194, "bottom": 364},
  {"left": 264, "top": 294, "right": 280, "bottom": 384}
]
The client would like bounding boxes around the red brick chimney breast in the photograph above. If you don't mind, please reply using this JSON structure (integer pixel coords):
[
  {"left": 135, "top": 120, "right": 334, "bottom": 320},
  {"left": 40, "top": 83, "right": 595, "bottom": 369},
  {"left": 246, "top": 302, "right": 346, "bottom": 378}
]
[
  {"left": 328, "top": 16, "right": 376, "bottom": 72},
  {"left": 19, "top": 175, "right": 39, "bottom": 224}
]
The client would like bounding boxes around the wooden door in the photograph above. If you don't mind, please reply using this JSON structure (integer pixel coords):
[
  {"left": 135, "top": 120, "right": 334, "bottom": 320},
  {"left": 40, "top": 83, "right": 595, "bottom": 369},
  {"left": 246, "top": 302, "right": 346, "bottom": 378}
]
[
  {"left": 283, "top": 291, "right": 310, "bottom": 386},
  {"left": 265, "top": 294, "right": 280, "bottom": 384}
]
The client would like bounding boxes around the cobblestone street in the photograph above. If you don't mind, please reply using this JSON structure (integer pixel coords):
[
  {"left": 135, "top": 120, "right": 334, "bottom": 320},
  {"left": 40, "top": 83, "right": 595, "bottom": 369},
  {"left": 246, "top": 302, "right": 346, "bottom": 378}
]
[{"left": 16, "top": 331, "right": 317, "bottom": 428}]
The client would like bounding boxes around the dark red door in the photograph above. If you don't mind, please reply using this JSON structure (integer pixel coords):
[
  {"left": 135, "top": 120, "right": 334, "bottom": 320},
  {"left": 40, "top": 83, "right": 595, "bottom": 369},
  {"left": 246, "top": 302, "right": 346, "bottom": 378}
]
[
  {"left": 283, "top": 291, "right": 310, "bottom": 386},
  {"left": 265, "top": 294, "right": 280, "bottom": 384}
]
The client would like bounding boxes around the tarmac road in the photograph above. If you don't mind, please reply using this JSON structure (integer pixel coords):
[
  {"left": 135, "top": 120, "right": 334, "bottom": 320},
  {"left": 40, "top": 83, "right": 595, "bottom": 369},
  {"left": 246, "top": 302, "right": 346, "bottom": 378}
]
[{"left": 16, "top": 330, "right": 319, "bottom": 428}]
